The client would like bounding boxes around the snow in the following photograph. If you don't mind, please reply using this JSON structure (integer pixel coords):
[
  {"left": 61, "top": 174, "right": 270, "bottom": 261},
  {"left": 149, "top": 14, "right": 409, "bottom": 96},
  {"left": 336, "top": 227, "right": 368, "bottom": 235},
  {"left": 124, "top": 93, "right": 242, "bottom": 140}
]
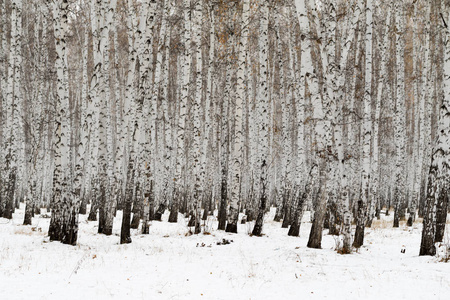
[{"left": 0, "top": 205, "right": 449, "bottom": 300}]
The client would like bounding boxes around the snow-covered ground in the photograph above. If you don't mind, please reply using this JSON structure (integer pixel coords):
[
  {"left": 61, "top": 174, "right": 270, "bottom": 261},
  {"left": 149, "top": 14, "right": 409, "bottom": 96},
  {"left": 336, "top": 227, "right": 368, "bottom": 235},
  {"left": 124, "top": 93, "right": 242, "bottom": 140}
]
[{"left": 0, "top": 205, "right": 449, "bottom": 300}]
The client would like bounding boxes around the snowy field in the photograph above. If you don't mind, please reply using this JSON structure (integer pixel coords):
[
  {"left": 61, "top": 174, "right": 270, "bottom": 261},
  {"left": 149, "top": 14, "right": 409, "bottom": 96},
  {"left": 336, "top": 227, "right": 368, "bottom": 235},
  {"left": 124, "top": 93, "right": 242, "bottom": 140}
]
[{"left": 0, "top": 205, "right": 449, "bottom": 300}]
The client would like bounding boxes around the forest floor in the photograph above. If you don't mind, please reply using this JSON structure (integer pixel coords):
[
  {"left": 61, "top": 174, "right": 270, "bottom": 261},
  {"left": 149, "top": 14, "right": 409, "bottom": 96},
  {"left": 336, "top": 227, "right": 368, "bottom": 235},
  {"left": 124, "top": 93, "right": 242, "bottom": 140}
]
[{"left": 0, "top": 205, "right": 449, "bottom": 300}]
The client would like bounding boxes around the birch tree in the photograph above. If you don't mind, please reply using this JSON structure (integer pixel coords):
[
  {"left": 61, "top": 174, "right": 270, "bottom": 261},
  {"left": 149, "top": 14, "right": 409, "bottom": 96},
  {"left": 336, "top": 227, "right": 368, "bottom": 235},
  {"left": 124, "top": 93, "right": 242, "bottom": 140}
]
[
  {"left": 252, "top": 1, "right": 269, "bottom": 237},
  {"left": 2, "top": 0, "right": 22, "bottom": 219},
  {"left": 48, "top": 0, "right": 76, "bottom": 245},
  {"left": 227, "top": 0, "right": 250, "bottom": 233},
  {"left": 353, "top": 0, "right": 373, "bottom": 248},
  {"left": 170, "top": 0, "right": 191, "bottom": 223},
  {"left": 419, "top": 1, "right": 450, "bottom": 256},
  {"left": 393, "top": 0, "right": 406, "bottom": 228}
]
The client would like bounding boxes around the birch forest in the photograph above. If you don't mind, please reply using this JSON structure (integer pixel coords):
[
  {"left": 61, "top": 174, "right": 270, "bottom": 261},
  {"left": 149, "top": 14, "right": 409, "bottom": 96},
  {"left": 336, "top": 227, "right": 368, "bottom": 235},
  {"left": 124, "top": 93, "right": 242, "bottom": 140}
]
[{"left": 0, "top": 0, "right": 449, "bottom": 262}]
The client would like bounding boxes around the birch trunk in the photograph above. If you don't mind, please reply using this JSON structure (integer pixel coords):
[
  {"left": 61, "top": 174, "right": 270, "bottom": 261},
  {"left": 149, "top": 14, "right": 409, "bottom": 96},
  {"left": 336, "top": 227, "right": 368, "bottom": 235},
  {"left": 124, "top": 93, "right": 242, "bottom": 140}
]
[
  {"left": 48, "top": 0, "right": 75, "bottom": 245},
  {"left": 420, "top": 3, "right": 449, "bottom": 254},
  {"left": 252, "top": 2, "right": 269, "bottom": 237},
  {"left": 169, "top": 0, "right": 191, "bottom": 223},
  {"left": 408, "top": 2, "right": 421, "bottom": 227},
  {"left": 227, "top": 0, "right": 249, "bottom": 233},
  {"left": 393, "top": 0, "right": 406, "bottom": 228},
  {"left": 120, "top": 0, "right": 139, "bottom": 244},
  {"left": 190, "top": 0, "right": 203, "bottom": 234},
  {"left": 288, "top": 0, "right": 309, "bottom": 236},
  {"left": 353, "top": 0, "right": 372, "bottom": 248},
  {"left": 2, "top": 0, "right": 22, "bottom": 219}
]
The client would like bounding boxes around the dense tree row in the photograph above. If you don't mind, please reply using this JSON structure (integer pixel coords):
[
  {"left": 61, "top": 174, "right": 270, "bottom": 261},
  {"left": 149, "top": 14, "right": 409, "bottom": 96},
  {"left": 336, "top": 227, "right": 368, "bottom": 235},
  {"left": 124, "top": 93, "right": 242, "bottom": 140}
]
[{"left": 0, "top": 0, "right": 448, "bottom": 255}]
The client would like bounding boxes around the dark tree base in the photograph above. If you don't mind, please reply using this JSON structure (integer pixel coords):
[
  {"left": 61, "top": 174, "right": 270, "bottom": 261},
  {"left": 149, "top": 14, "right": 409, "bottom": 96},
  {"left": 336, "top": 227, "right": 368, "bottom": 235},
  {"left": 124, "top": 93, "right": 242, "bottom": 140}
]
[
  {"left": 148, "top": 203, "right": 155, "bottom": 220},
  {"left": 79, "top": 202, "right": 87, "bottom": 215},
  {"left": 49, "top": 219, "right": 61, "bottom": 242},
  {"left": 339, "top": 245, "right": 352, "bottom": 255},
  {"left": 307, "top": 220, "right": 322, "bottom": 249},
  {"left": 153, "top": 204, "right": 166, "bottom": 222},
  {"left": 102, "top": 226, "right": 113, "bottom": 236},
  {"left": 2, "top": 207, "right": 13, "bottom": 219},
  {"left": 34, "top": 206, "right": 41, "bottom": 215},
  {"left": 273, "top": 206, "right": 283, "bottom": 222},
  {"left": 329, "top": 224, "right": 340, "bottom": 235},
  {"left": 153, "top": 213, "right": 163, "bottom": 221},
  {"left": 142, "top": 222, "right": 149, "bottom": 234},
  {"left": 194, "top": 222, "right": 201, "bottom": 234},
  {"left": 188, "top": 212, "right": 196, "bottom": 227},
  {"left": 225, "top": 223, "right": 237, "bottom": 233},
  {"left": 23, "top": 203, "right": 33, "bottom": 226},
  {"left": 246, "top": 210, "right": 254, "bottom": 222},
  {"left": 217, "top": 206, "right": 227, "bottom": 230},
  {"left": 323, "top": 212, "right": 330, "bottom": 229},
  {"left": 435, "top": 226, "right": 445, "bottom": 243},
  {"left": 393, "top": 215, "right": 399, "bottom": 227},
  {"left": 419, "top": 244, "right": 436, "bottom": 256},
  {"left": 88, "top": 210, "right": 97, "bottom": 221},
  {"left": 353, "top": 199, "right": 365, "bottom": 248},
  {"left": 202, "top": 209, "right": 208, "bottom": 221},
  {"left": 435, "top": 193, "right": 448, "bottom": 242},
  {"left": 288, "top": 222, "right": 300, "bottom": 237},
  {"left": 365, "top": 217, "right": 373, "bottom": 228},
  {"left": 375, "top": 206, "right": 381, "bottom": 220},
  {"left": 328, "top": 211, "right": 340, "bottom": 233},
  {"left": 48, "top": 208, "right": 79, "bottom": 246},
  {"left": 130, "top": 214, "right": 140, "bottom": 229},
  {"left": 307, "top": 205, "right": 326, "bottom": 249},
  {"left": 217, "top": 221, "right": 226, "bottom": 230},
  {"left": 353, "top": 225, "right": 364, "bottom": 248},
  {"left": 120, "top": 205, "right": 132, "bottom": 245},
  {"left": 252, "top": 207, "right": 265, "bottom": 237},
  {"left": 98, "top": 207, "right": 105, "bottom": 234},
  {"left": 406, "top": 213, "right": 414, "bottom": 227},
  {"left": 252, "top": 223, "right": 263, "bottom": 236},
  {"left": 168, "top": 209, "right": 178, "bottom": 223},
  {"left": 120, "top": 236, "right": 132, "bottom": 244},
  {"left": 281, "top": 206, "right": 290, "bottom": 228}
]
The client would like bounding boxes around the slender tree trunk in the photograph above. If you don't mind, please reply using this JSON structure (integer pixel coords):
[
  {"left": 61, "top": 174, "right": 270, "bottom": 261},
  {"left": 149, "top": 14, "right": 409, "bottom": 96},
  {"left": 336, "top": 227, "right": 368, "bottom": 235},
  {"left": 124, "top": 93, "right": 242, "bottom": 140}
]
[
  {"left": 393, "top": 0, "right": 406, "bottom": 228},
  {"left": 353, "top": 0, "right": 373, "bottom": 248},
  {"left": 48, "top": 0, "right": 76, "bottom": 245},
  {"left": 120, "top": 0, "right": 139, "bottom": 244},
  {"left": 420, "top": 2, "right": 449, "bottom": 252},
  {"left": 170, "top": 0, "right": 191, "bottom": 224},
  {"left": 227, "top": 0, "right": 249, "bottom": 233},
  {"left": 252, "top": 3, "right": 270, "bottom": 237}
]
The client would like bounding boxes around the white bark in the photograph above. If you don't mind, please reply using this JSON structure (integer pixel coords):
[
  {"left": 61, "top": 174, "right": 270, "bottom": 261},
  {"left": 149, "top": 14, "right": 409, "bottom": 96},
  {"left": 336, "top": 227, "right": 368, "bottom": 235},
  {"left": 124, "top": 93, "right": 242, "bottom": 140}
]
[
  {"left": 73, "top": 25, "right": 90, "bottom": 216},
  {"left": 172, "top": 0, "right": 191, "bottom": 214},
  {"left": 191, "top": 0, "right": 203, "bottom": 233},
  {"left": 355, "top": 0, "right": 373, "bottom": 246},
  {"left": 49, "top": 0, "right": 74, "bottom": 244},
  {"left": 371, "top": 1, "right": 392, "bottom": 225},
  {"left": 2, "top": 0, "right": 21, "bottom": 218},
  {"left": 420, "top": 1, "right": 450, "bottom": 255},
  {"left": 252, "top": 3, "right": 269, "bottom": 236},
  {"left": 393, "top": 0, "right": 406, "bottom": 227},
  {"left": 227, "top": 0, "right": 249, "bottom": 232}
]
